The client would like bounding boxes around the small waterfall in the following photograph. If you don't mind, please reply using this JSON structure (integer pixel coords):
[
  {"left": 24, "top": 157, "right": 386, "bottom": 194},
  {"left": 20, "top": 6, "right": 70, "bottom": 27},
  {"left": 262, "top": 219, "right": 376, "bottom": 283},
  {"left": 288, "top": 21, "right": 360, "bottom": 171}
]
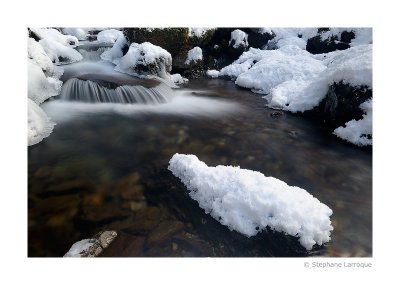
[
  {"left": 79, "top": 47, "right": 111, "bottom": 61},
  {"left": 60, "top": 78, "right": 174, "bottom": 104}
]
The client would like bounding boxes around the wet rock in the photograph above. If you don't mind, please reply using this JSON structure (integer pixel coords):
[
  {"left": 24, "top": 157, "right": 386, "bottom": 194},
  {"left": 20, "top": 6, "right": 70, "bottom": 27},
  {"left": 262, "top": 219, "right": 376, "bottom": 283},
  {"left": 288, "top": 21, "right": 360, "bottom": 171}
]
[
  {"left": 98, "top": 230, "right": 118, "bottom": 249},
  {"left": 82, "top": 204, "right": 128, "bottom": 223},
  {"left": 288, "top": 130, "right": 300, "bottom": 138},
  {"left": 147, "top": 220, "right": 185, "bottom": 245},
  {"left": 270, "top": 111, "right": 283, "bottom": 118},
  {"left": 173, "top": 232, "right": 215, "bottom": 257},
  {"left": 40, "top": 180, "right": 97, "bottom": 197},
  {"left": 306, "top": 28, "right": 352, "bottom": 54},
  {"left": 135, "top": 206, "right": 162, "bottom": 221},
  {"left": 305, "top": 82, "right": 372, "bottom": 131},
  {"left": 124, "top": 218, "right": 160, "bottom": 235},
  {"left": 80, "top": 231, "right": 118, "bottom": 257}
]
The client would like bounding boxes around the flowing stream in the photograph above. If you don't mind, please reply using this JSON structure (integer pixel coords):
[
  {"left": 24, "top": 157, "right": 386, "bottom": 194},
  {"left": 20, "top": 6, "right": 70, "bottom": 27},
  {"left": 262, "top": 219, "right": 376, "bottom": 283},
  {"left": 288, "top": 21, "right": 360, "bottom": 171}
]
[{"left": 28, "top": 44, "right": 372, "bottom": 257}]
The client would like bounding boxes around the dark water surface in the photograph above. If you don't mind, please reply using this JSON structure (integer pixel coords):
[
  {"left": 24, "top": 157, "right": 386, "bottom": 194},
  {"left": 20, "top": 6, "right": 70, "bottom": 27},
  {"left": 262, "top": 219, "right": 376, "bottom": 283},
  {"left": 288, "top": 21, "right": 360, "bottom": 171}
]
[{"left": 28, "top": 72, "right": 372, "bottom": 257}]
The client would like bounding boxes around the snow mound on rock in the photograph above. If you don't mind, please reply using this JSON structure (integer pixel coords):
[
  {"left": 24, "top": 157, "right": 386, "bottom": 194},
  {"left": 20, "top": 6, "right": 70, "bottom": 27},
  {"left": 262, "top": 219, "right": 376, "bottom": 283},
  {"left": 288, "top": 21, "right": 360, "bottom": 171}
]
[
  {"left": 168, "top": 153, "right": 333, "bottom": 250},
  {"left": 28, "top": 59, "right": 62, "bottom": 104},
  {"left": 39, "top": 38, "right": 83, "bottom": 64},
  {"left": 185, "top": 46, "right": 203, "bottom": 64},
  {"left": 28, "top": 98, "right": 56, "bottom": 146},
  {"left": 30, "top": 28, "right": 78, "bottom": 47},
  {"left": 97, "top": 29, "right": 124, "bottom": 44},
  {"left": 333, "top": 99, "right": 372, "bottom": 146},
  {"left": 114, "top": 42, "right": 172, "bottom": 80},
  {"left": 229, "top": 29, "right": 248, "bottom": 48}
]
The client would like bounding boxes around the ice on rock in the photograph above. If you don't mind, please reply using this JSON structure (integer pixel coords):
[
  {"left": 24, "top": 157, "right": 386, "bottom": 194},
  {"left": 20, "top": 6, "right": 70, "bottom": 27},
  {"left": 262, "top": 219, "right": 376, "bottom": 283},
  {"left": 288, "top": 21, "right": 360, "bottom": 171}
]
[
  {"left": 28, "top": 59, "right": 62, "bottom": 104},
  {"left": 30, "top": 28, "right": 78, "bottom": 47},
  {"left": 185, "top": 46, "right": 203, "bottom": 64},
  {"left": 229, "top": 29, "right": 248, "bottom": 48},
  {"left": 168, "top": 153, "right": 333, "bottom": 250},
  {"left": 28, "top": 98, "right": 56, "bottom": 146},
  {"left": 62, "top": 28, "right": 88, "bottom": 40},
  {"left": 114, "top": 42, "right": 172, "bottom": 80},
  {"left": 97, "top": 29, "right": 124, "bottom": 44},
  {"left": 39, "top": 38, "right": 83, "bottom": 64},
  {"left": 101, "top": 31, "right": 127, "bottom": 62},
  {"left": 333, "top": 99, "right": 372, "bottom": 146}
]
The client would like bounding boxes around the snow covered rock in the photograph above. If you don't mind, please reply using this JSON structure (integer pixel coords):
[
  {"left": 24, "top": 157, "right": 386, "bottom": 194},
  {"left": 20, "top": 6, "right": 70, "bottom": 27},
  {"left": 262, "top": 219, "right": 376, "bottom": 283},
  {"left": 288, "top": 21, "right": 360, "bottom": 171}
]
[
  {"left": 185, "top": 46, "right": 203, "bottom": 64},
  {"left": 171, "top": 73, "right": 188, "bottom": 84},
  {"left": 28, "top": 98, "right": 56, "bottom": 146},
  {"left": 39, "top": 38, "right": 83, "bottom": 64},
  {"left": 206, "top": 70, "right": 220, "bottom": 78},
  {"left": 30, "top": 28, "right": 78, "bottom": 47},
  {"left": 114, "top": 42, "right": 172, "bottom": 80},
  {"left": 61, "top": 28, "right": 88, "bottom": 40},
  {"left": 101, "top": 31, "right": 127, "bottom": 62},
  {"left": 217, "top": 43, "right": 372, "bottom": 115},
  {"left": 97, "top": 29, "right": 124, "bottom": 44},
  {"left": 28, "top": 38, "right": 54, "bottom": 75},
  {"left": 168, "top": 154, "right": 333, "bottom": 250},
  {"left": 333, "top": 99, "right": 372, "bottom": 146},
  {"left": 189, "top": 28, "right": 214, "bottom": 38},
  {"left": 306, "top": 28, "right": 372, "bottom": 54},
  {"left": 28, "top": 59, "right": 62, "bottom": 104},
  {"left": 229, "top": 29, "right": 248, "bottom": 49}
]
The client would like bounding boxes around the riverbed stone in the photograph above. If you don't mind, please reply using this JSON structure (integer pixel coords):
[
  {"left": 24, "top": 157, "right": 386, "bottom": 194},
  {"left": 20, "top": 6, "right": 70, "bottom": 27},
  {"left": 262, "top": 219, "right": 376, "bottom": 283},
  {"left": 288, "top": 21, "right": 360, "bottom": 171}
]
[{"left": 147, "top": 220, "right": 185, "bottom": 245}]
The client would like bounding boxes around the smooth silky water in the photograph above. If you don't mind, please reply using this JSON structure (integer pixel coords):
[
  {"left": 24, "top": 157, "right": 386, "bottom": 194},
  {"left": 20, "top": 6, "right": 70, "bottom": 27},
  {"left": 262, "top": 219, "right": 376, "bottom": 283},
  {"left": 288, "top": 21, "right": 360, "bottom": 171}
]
[{"left": 28, "top": 45, "right": 372, "bottom": 257}]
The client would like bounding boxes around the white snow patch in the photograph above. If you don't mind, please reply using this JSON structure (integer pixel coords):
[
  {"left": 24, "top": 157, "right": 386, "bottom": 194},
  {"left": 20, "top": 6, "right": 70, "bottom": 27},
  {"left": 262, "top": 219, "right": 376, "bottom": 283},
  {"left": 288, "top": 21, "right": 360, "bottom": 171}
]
[
  {"left": 97, "top": 29, "right": 124, "bottom": 44},
  {"left": 229, "top": 29, "right": 248, "bottom": 48},
  {"left": 28, "top": 98, "right": 56, "bottom": 146},
  {"left": 206, "top": 70, "right": 220, "bottom": 78},
  {"left": 171, "top": 73, "right": 188, "bottom": 84},
  {"left": 333, "top": 99, "right": 372, "bottom": 146},
  {"left": 28, "top": 59, "right": 62, "bottom": 104},
  {"left": 39, "top": 38, "right": 83, "bottom": 64},
  {"left": 189, "top": 28, "right": 214, "bottom": 38},
  {"left": 185, "top": 46, "right": 203, "bottom": 65},
  {"left": 114, "top": 42, "right": 172, "bottom": 80},
  {"left": 168, "top": 154, "right": 333, "bottom": 250},
  {"left": 30, "top": 28, "right": 78, "bottom": 47},
  {"left": 63, "top": 239, "right": 95, "bottom": 257},
  {"left": 266, "top": 28, "right": 318, "bottom": 49},
  {"left": 234, "top": 46, "right": 327, "bottom": 112},
  {"left": 62, "top": 28, "right": 88, "bottom": 40}
]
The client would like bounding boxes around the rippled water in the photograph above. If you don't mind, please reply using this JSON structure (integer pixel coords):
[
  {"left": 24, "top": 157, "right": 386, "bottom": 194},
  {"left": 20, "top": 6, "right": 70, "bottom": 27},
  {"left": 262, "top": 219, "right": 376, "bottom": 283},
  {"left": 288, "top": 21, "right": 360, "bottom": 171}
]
[{"left": 28, "top": 50, "right": 372, "bottom": 257}]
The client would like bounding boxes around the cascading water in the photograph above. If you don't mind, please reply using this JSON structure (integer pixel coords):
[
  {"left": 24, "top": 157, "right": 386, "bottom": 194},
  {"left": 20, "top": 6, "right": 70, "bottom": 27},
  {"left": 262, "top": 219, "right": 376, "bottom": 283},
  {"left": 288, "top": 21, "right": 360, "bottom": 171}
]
[
  {"left": 79, "top": 47, "right": 111, "bottom": 61},
  {"left": 60, "top": 78, "right": 175, "bottom": 104}
]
